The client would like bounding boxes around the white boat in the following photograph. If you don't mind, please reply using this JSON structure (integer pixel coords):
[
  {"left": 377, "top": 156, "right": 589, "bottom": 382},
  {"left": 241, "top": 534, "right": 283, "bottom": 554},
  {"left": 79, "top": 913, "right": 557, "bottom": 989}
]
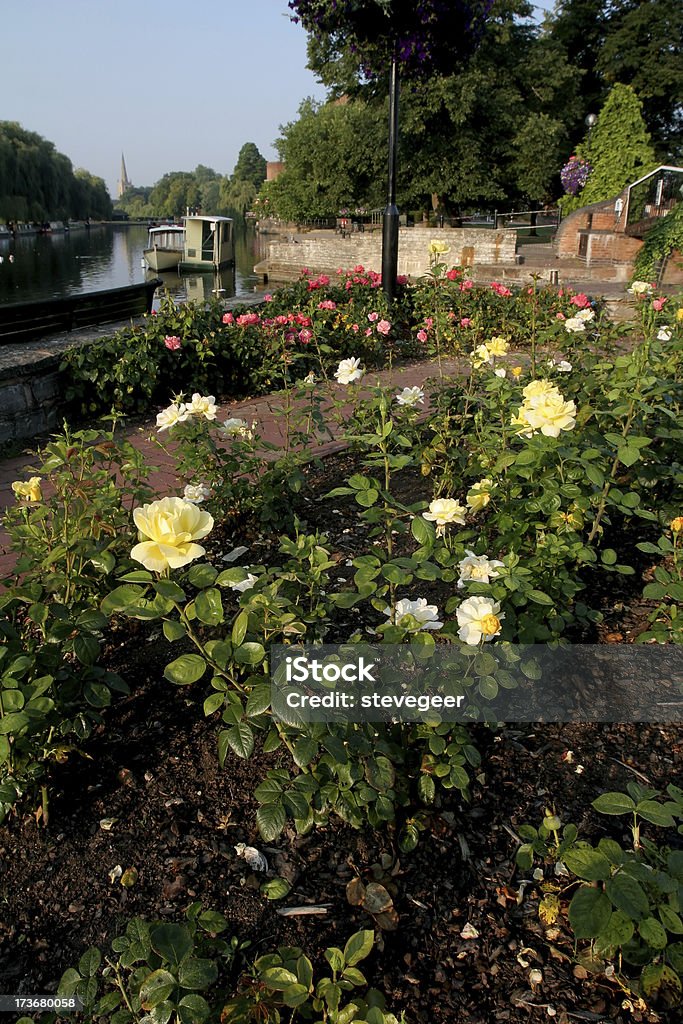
[
  {"left": 179, "top": 215, "right": 234, "bottom": 270},
  {"left": 143, "top": 225, "right": 185, "bottom": 272}
]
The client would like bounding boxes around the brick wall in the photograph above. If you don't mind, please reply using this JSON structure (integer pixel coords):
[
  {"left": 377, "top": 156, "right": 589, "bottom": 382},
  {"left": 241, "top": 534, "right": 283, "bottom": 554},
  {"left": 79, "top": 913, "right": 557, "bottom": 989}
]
[{"left": 257, "top": 226, "right": 517, "bottom": 281}]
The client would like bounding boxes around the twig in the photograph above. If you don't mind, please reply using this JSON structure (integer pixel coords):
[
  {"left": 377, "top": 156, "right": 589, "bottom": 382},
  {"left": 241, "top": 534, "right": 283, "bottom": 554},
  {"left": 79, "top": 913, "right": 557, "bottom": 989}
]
[
  {"left": 609, "top": 757, "right": 652, "bottom": 784},
  {"left": 275, "top": 905, "right": 330, "bottom": 917}
]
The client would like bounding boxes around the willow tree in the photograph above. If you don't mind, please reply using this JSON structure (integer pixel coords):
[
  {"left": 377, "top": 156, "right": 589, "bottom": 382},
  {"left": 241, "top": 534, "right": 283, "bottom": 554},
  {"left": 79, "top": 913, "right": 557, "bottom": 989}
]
[{"left": 287, "top": 0, "right": 494, "bottom": 298}]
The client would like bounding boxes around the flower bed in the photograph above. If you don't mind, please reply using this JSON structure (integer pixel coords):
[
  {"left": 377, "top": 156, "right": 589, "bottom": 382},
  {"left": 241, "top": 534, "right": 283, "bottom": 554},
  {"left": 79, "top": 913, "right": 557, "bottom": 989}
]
[{"left": 2, "top": 260, "right": 683, "bottom": 1022}]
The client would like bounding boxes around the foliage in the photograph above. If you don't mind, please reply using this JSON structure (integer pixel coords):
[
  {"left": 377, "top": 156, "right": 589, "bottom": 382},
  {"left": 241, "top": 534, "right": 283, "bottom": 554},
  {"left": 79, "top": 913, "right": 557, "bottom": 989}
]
[
  {"left": 288, "top": 0, "right": 495, "bottom": 79},
  {"left": 633, "top": 201, "right": 683, "bottom": 282},
  {"left": 0, "top": 120, "right": 112, "bottom": 222},
  {"left": 279, "top": 2, "right": 578, "bottom": 213},
  {"left": 548, "top": 0, "right": 683, "bottom": 159},
  {"left": 0, "top": 426, "right": 153, "bottom": 824},
  {"left": 517, "top": 785, "right": 683, "bottom": 1009},
  {"left": 560, "top": 84, "right": 656, "bottom": 214},
  {"left": 50, "top": 906, "right": 401, "bottom": 1024}
]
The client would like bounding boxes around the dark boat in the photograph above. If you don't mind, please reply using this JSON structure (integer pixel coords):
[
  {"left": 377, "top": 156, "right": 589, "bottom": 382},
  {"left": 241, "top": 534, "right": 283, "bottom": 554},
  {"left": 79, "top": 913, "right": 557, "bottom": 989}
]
[{"left": 0, "top": 279, "right": 162, "bottom": 344}]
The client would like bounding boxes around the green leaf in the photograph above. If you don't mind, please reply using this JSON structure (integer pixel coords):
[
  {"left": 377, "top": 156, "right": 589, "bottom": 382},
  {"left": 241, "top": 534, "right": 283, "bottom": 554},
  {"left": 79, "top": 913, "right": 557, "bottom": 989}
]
[
  {"left": 261, "top": 876, "right": 292, "bottom": 900},
  {"left": 260, "top": 967, "right": 299, "bottom": 990},
  {"left": 600, "top": 548, "right": 617, "bottom": 565},
  {"left": 100, "top": 584, "right": 145, "bottom": 616},
  {"left": 163, "top": 620, "right": 187, "bottom": 642},
  {"left": 568, "top": 886, "right": 612, "bottom": 939},
  {"left": 150, "top": 923, "right": 193, "bottom": 966},
  {"left": 592, "top": 792, "right": 636, "bottom": 815},
  {"left": 231, "top": 609, "right": 249, "bottom": 647},
  {"left": 596, "top": 909, "right": 634, "bottom": 950},
  {"left": 233, "top": 642, "right": 265, "bottom": 665},
  {"left": 564, "top": 846, "right": 612, "bottom": 882},
  {"left": 605, "top": 873, "right": 650, "bottom": 920},
  {"left": 659, "top": 905, "right": 683, "bottom": 934},
  {"left": 194, "top": 588, "right": 224, "bottom": 625},
  {"left": 617, "top": 446, "right": 640, "bottom": 467},
  {"left": 177, "top": 993, "right": 211, "bottom": 1024},
  {"left": 79, "top": 947, "right": 102, "bottom": 978},
  {"left": 411, "top": 517, "right": 434, "bottom": 546},
  {"left": 203, "top": 693, "right": 224, "bottom": 716},
  {"left": 639, "top": 916, "right": 668, "bottom": 949},
  {"left": 164, "top": 654, "right": 206, "bottom": 686},
  {"left": 246, "top": 683, "right": 271, "bottom": 718},
  {"left": 226, "top": 722, "right": 254, "bottom": 760},
  {"left": 418, "top": 774, "right": 436, "bottom": 804},
  {"left": 640, "top": 964, "right": 682, "bottom": 1002},
  {"left": 527, "top": 589, "right": 554, "bottom": 605},
  {"left": 256, "top": 803, "right": 286, "bottom": 841},
  {"left": 139, "top": 968, "right": 177, "bottom": 1009},
  {"left": 177, "top": 957, "right": 218, "bottom": 990},
  {"left": 343, "top": 929, "right": 374, "bottom": 966},
  {"left": 636, "top": 800, "right": 677, "bottom": 827}
]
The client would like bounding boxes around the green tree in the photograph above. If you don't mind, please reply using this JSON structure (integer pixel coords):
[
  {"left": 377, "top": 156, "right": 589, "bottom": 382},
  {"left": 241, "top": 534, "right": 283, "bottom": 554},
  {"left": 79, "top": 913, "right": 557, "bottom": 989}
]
[
  {"left": 148, "top": 172, "right": 203, "bottom": 218},
  {"left": 231, "top": 143, "right": 267, "bottom": 188},
  {"left": 598, "top": 0, "right": 683, "bottom": 160},
  {"left": 264, "top": 97, "right": 385, "bottom": 221},
  {"left": 564, "top": 83, "right": 657, "bottom": 212}
]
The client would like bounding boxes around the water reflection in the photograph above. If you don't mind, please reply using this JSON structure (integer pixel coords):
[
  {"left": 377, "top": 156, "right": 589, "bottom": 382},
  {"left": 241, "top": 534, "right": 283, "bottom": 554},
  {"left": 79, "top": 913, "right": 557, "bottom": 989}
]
[{"left": 0, "top": 222, "right": 269, "bottom": 305}]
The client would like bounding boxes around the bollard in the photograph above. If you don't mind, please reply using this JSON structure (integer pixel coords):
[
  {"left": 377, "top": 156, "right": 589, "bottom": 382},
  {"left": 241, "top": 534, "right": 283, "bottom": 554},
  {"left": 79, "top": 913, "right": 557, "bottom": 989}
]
[{"left": 549, "top": 270, "right": 559, "bottom": 286}]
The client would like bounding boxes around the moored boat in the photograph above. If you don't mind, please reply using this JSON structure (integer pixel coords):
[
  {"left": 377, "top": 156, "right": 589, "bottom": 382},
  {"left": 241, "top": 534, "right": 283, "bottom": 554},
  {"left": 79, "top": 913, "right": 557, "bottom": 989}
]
[
  {"left": 179, "top": 215, "right": 234, "bottom": 271},
  {"left": 143, "top": 224, "right": 185, "bottom": 272}
]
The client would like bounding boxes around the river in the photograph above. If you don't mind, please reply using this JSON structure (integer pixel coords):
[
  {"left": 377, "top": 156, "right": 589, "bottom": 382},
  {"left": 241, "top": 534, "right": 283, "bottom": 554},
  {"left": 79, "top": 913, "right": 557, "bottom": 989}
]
[{"left": 0, "top": 222, "right": 271, "bottom": 307}]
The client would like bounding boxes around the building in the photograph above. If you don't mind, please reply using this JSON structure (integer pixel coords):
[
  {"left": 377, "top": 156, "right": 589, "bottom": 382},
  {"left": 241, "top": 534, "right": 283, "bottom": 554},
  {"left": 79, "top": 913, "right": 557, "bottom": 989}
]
[{"left": 117, "top": 153, "right": 132, "bottom": 198}]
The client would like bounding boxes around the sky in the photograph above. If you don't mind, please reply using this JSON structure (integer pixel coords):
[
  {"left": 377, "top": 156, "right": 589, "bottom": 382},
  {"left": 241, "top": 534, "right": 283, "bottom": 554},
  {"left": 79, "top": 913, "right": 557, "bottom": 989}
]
[{"left": 1, "top": 0, "right": 556, "bottom": 199}]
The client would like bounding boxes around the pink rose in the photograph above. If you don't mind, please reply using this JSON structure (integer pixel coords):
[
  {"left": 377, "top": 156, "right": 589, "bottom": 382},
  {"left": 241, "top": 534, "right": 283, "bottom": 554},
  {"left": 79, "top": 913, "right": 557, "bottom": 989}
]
[
  {"left": 318, "top": 300, "right": 337, "bottom": 310},
  {"left": 222, "top": 312, "right": 234, "bottom": 324},
  {"left": 446, "top": 268, "right": 460, "bottom": 281},
  {"left": 397, "top": 275, "right": 408, "bottom": 285},
  {"left": 368, "top": 312, "right": 379, "bottom": 322},
  {"left": 365, "top": 328, "right": 373, "bottom": 337},
  {"left": 460, "top": 279, "right": 473, "bottom": 291},
  {"left": 460, "top": 318, "right": 471, "bottom": 327},
  {"left": 164, "top": 335, "right": 181, "bottom": 350},
  {"left": 570, "top": 293, "right": 590, "bottom": 308},
  {"left": 376, "top": 319, "right": 391, "bottom": 335},
  {"left": 652, "top": 297, "right": 667, "bottom": 311},
  {"left": 298, "top": 329, "right": 313, "bottom": 344},
  {"left": 417, "top": 329, "right": 428, "bottom": 343},
  {"left": 556, "top": 312, "right": 566, "bottom": 320},
  {"left": 264, "top": 293, "right": 273, "bottom": 302}
]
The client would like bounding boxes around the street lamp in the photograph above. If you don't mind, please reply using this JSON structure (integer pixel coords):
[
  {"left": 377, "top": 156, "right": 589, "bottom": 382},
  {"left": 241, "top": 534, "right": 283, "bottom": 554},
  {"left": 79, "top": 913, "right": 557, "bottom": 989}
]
[{"left": 585, "top": 113, "right": 598, "bottom": 130}]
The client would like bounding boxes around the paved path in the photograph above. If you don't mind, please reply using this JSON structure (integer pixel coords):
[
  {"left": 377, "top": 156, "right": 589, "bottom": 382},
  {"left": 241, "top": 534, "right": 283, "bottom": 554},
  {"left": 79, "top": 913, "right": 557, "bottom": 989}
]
[{"left": 0, "top": 357, "right": 464, "bottom": 578}]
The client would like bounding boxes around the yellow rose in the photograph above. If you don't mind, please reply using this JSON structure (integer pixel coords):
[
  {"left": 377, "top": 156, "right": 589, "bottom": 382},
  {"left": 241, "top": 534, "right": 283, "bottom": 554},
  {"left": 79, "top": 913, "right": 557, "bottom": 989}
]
[
  {"left": 523, "top": 391, "right": 577, "bottom": 438},
  {"left": 671, "top": 517, "right": 683, "bottom": 533},
  {"left": 428, "top": 239, "right": 450, "bottom": 255},
  {"left": 12, "top": 477, "right": 42, "bottom": 502},
  {"left": 511, "top": 366, "right": 523, "bottom": 378},
  {"left": 676, "top": 308, "right": 683, "bottom": 322},
  {"left": 466, "top": 478, "right": 493, "bottom": 514},
  {"left": 522, "top": 379, "right": 559, "bottom": 401},
  {"left": 131, "top": 497, "right": 213, "bottom": 572},
  {"left": 486, "top": 336, "right": 509, "bottom": 357}
]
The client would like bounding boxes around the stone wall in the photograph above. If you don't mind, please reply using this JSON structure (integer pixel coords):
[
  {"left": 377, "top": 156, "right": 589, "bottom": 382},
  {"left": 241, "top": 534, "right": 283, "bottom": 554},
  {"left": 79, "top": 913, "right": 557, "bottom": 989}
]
[
  {"left": 555, "top": 197, "right": 643, "bottom": 266},
  {"left": 0, "top": 352, "right": 64, "bottom": 443},
  {"left": 256, "top": 226, "right": 517, "bottom": 282}
]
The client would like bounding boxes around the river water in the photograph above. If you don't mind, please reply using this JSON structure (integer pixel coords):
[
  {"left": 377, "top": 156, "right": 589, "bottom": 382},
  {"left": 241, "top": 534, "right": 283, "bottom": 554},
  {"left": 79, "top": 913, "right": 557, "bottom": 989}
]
[{"left": 0, "top": 222, "right": 270, "bottom": 307}]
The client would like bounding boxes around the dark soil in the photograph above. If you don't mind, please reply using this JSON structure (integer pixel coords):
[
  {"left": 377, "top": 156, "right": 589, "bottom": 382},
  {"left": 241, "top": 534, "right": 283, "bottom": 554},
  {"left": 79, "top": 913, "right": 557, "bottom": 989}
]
[{"left": 0, "top": 452, "right": 680, "bottom": 1024}]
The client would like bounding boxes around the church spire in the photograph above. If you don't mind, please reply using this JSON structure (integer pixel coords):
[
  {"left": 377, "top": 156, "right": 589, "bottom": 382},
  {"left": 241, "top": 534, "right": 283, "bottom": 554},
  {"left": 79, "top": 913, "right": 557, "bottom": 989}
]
[{"left": 117, "top": 153, "right": 132, "bottom": 198}]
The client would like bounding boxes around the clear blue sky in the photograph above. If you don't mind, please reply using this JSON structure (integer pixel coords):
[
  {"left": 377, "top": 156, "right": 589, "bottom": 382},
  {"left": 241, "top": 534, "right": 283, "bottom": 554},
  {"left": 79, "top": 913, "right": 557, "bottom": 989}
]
[{"left": 2, "top": 0, "right": 556, "bottom": 198}]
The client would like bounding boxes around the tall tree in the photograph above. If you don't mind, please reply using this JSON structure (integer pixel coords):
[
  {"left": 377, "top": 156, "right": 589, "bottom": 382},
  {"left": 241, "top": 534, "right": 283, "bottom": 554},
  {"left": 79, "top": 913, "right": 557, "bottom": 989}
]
[
  {"left": 561, "top": 83, "right": 656, "bottom": 213},
  {"left": 598, "top": 0, "right": 683, "bottom": 159}
]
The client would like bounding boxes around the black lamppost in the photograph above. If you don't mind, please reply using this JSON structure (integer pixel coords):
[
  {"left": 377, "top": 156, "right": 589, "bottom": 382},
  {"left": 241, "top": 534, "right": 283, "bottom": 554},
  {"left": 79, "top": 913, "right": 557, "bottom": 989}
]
[{"left": 381, "top": 53, "right": 400, "bottom": 303}]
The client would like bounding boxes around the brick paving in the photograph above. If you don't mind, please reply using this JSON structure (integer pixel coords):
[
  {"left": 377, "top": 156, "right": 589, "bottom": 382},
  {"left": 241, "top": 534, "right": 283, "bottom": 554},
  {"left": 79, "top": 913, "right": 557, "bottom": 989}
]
[{"left": 0, "top": 357, "right": 464, "bottom": 579}]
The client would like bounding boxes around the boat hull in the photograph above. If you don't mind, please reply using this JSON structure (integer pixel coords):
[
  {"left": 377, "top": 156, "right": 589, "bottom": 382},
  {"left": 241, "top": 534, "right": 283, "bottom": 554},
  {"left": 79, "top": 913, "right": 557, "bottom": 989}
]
[
  {"left": 144, "top": 246, "right": 183, "bottom": 272},
  {"left": 0, "top": 279, "right": 161, "bottom": 344}
]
